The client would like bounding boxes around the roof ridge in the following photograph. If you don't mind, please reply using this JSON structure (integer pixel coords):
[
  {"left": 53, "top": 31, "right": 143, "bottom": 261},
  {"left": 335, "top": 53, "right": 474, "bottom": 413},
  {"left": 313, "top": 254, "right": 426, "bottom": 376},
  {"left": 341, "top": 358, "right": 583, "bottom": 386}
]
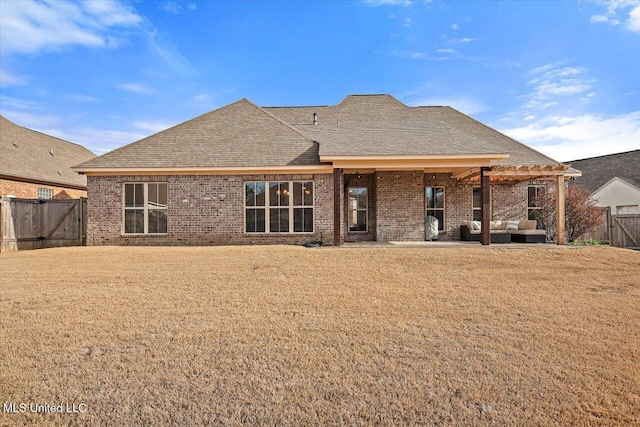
[
  {"left": 240, "top": 98, "right": 317, "bottom": 142},
  {"left": 568, "top": 149, "right": 640, "bottom": 163}
]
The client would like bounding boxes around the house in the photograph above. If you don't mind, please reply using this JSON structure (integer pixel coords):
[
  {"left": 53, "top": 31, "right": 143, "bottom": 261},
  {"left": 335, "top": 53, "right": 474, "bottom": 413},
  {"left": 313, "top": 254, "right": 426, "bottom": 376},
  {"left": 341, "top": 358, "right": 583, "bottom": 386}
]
[
  {"left": 73, "top": 95, "right": 579, "bottom": 246},
  {"left": 1, "top": 115, "right": 96, "bottom": 199},
  {"left": 569, "top": 150, "right": 640, "bottom": 215}
]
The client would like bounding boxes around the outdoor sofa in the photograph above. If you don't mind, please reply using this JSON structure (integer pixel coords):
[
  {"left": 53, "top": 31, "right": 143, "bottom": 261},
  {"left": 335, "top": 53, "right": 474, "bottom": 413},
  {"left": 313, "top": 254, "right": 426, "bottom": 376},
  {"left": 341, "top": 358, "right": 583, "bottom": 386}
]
[{"left": 460, "top": 220, "right": 546, "bottom": 243}]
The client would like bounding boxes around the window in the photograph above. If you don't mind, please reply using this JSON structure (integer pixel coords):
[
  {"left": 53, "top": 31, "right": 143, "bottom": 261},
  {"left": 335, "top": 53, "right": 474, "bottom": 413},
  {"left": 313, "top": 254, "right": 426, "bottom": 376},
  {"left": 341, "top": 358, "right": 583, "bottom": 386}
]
[
  {"left": 472, "top": 187, "right": 482, "bottom": 222},
  {"left": 472, "top": 187, "right": 492, "bottom": 221},
  {"left": 348, "top": 188, "right": 367, "bottom": 232},
  {"left": 426, "top": 187, "right": 445, "bottom": 231},
  {"left": 123, "top": 183, "right": 167, "bottom": 234},
  {"left": 38, "top": 188, "right": 53, "bottom": 199},
  {"left": 245, "top": 181, "right": 313, "bottom": 233},
  {"left": 527, "top": 185, "right": 545, "bottom": 221}
]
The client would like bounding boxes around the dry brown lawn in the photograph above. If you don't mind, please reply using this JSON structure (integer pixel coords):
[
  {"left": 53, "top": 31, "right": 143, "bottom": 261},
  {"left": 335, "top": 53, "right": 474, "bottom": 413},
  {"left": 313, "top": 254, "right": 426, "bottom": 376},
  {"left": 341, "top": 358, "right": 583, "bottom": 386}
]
[{"left": 0, "top": 245, "right": 639, "bottom": 426}]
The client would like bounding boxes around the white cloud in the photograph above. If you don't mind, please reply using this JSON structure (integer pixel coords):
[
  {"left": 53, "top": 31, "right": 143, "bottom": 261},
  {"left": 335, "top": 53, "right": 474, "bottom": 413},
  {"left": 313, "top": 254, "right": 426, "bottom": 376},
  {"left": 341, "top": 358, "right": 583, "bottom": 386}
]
[
  {"left": 117, "top": 83, "right": 156, "bottom": 94},
  {"left": 450, "top": 23, "right": 459, "bottom": 30},
  {"left": 0, "top": 69, "right": 28, "bottom": 87},
  {"left": 407, "top": 96, "right": 488, "bottom": 114},
  {"left": 629, "top": 5, "right": 640, "bottom": 32},
  {"left": 0, "top": 96, "right": 145, "bottom": 154},
  {"left": 0, "top": 109, "right": 62, "bottom": 129},
  {"left": 403, "top": 18, "right": 412, "bottom": 27},
  {"left": 162, "top": 2, "right": 183, "bottom": 14},
  {"left": 437, "top": 48, "right": 457, "bottom": 54},
  {"left": 0, "top": 95, "right": 41, "bottom": 111},
  {"left": 459, "top": 37, "right": 475, "bottom": 43},
  {"left": 0, "top": 0, "right": 142, "bottom": 54},
  {"left": 501, "top": 111, "right": 640, "bottom": 162},
  {"left": 193, "top": 93, "right": 210, "bottom": 102},
  {"left": 148, "top": 29, "right": 194, "bottom": 75},
  {"left": 525, "top": 64, "right": 595, "bottom": 105},
  {"left": 132, "top": 120, "right": 175, "bottom": 133},
  {"left": 590, "top": 14, "right": 618, "bottom": 24},
  {"left": 590, "top": 1, "right": 640, "bottom": 34},
  {"left": 47, "top": 126, "right": 146, "bottom": 155},
  {"left": 188, "top": 3, "right": 198, "bottom": 11}
]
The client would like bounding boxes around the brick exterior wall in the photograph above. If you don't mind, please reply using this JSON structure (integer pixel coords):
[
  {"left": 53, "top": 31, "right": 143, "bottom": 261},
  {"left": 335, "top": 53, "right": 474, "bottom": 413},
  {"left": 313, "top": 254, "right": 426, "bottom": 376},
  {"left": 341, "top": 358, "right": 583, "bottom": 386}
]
[
  {"left": 491, "top": 182, "right": 529, "bottom": 221},
  {"left": 376, "top": 171, "right": 425, "bottom": 241},
  {"left": 0, "top": 178, "right": 86, "bottom": 199},
  {"left": 86, "top": 172, "right": 534, "bottom": 246},
  {"left": 86, "top": 174, "right": 335, "bottom": 246},
  {"left": 344, "top": 173, "right": 376, "bottom": 241}
]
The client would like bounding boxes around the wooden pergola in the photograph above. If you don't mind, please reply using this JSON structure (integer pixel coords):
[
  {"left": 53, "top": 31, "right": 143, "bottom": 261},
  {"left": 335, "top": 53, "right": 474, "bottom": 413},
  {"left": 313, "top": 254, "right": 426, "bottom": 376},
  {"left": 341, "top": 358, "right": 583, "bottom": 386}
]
[{"left": 456, "top": 164, "right": 581, "bottom": 246}]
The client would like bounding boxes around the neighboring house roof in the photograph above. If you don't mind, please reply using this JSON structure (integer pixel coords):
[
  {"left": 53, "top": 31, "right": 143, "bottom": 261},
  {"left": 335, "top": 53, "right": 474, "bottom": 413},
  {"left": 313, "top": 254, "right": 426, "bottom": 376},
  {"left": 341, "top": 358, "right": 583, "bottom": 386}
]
[
  {"left": 568, "top": 150, "right": 640, "bottom": 192},
  {"left": 75, "top": 94, "right": 570, "bottom": 171},
  {"left": 77, "top": 99, "right": 319, "bottom": 169},
  {"left": 0, "top": 115, "right": 96, "bottom": 189}
]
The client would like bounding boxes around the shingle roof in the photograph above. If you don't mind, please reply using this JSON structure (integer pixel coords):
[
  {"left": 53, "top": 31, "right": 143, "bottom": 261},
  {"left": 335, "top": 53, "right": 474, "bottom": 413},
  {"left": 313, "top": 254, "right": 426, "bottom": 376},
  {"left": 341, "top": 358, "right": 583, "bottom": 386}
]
[
  {"left": 568, "top": 150, "right": 640, "bottom": 192},
  {"left": 266, "top": 95, "right": 563, "bottom": 166},
  {"left": 78, "top": 94, "right": 569, "bottom": 170},
  {"left": 77, "top": 99, "right": 319, "bottom": 169},
  {"left": 0, "top": 115, "right": 95, "bottom": 188}
]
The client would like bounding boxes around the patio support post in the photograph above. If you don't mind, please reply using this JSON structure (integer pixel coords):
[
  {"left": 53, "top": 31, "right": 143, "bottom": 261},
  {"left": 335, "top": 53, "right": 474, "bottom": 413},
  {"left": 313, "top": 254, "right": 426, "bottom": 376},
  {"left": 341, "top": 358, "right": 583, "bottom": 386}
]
[
  {"left": 481, "top": 166, "right": 491, "bottom": 246},
  {"left": 333, "top": 167, "right": 343, "bottom": 246},
  {"left": 556, "top": 175, "right": 566, "bottom": 245}
]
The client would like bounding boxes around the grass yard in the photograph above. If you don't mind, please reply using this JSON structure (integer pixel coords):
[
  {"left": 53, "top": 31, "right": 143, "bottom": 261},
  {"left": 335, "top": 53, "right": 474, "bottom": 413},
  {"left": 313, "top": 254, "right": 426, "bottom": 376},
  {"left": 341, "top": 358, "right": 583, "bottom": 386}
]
[{"left": 0, "top": 245, "right": 639, "bottom": 426}]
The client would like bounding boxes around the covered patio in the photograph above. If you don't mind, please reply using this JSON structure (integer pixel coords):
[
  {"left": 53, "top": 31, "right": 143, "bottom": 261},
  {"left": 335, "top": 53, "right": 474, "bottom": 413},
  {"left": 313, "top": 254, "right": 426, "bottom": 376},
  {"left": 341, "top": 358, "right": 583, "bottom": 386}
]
[{"left": 331, "top": 159, "right": 580, "bottom": 246}]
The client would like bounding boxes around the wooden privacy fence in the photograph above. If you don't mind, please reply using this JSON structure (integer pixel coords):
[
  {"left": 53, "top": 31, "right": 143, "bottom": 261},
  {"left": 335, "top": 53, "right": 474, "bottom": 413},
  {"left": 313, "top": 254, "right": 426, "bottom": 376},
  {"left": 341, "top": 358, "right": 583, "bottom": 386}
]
[
  {"left": 0, "top": 197, "right": 87, "bottom": 252},
  {"left": 610, "top": 214, "right": 640, "bottom": 249},
  {"left": 578, "top": 208, "right": 640, "bottom": 249},
  {"left": 577, "top": 207, "right": 611, "bottom": 243}
]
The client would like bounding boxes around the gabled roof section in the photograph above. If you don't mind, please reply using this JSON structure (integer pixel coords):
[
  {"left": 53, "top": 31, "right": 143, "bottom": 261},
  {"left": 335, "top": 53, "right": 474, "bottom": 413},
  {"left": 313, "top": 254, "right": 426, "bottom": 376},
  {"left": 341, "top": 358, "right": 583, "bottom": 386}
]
[
  {"left": 76, "top": 99, "right": 319, "bottom": 170},
  {"left": 267, "top": 95, "right": 564, "bottom": 166},
  {"left": 0, "top": 115, "right": 95, "bottom": 188},
  {"left": 568, "top": 149, "right": 640, "bottom": 192}
]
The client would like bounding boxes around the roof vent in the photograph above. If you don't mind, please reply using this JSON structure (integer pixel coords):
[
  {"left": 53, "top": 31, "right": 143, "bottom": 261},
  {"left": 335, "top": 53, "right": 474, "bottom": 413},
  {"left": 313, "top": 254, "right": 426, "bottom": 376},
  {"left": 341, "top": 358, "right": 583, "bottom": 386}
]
[
  {"left": 13, "top": 141, "right": 19, "bottom": 147},
  {"left": 49, "top": 149, "right": 55, "bottom": 156},
  {"left": 312, "top": 112, "right": 318, "bottom": 125}
]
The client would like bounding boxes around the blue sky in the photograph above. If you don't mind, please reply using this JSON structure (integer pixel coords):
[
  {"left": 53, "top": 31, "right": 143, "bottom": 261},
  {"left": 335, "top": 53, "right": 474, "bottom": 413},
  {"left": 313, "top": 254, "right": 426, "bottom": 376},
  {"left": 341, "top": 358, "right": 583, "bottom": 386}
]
[{"left": 1, "top": 0, "right": 639, "bottom": 162}]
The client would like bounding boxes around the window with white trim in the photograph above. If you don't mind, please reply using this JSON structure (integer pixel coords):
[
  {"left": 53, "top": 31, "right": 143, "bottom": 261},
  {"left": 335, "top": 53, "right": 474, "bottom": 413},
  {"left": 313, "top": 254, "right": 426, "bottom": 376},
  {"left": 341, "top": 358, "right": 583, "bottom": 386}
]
[
  {"left": 123, "top": 183, "right": 167, "bottom": 234},
  {"left": 348, "top": 187, "right": 367, "bottom": 232},
  {"left": 426, "top": 186, "right": 445, "bottom": 231},
  {"left": 37, "top": 188, "right": 53, "bottom": 199},
  {"left": 245, "top": 181, "right": 313, "bottom": 233}
]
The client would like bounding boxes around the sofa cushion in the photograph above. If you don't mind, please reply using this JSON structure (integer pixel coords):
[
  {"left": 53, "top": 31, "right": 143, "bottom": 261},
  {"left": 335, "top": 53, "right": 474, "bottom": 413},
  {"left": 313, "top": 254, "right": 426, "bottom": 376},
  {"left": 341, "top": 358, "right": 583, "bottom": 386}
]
[
  {"left": 489, "top": 220, "right": 504, "bottom": 230},
  {"left": 509, "top": 229, "right": 546, "bottom": 236},
  {"left": 519, "top": 220, "right": 537, "bottom": 230},
  {"left": 506, "top": 220, "right": 519, "bottom": 230},
  {"left": 472, "top": 220, "right": 481, "bottom": 231}
]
